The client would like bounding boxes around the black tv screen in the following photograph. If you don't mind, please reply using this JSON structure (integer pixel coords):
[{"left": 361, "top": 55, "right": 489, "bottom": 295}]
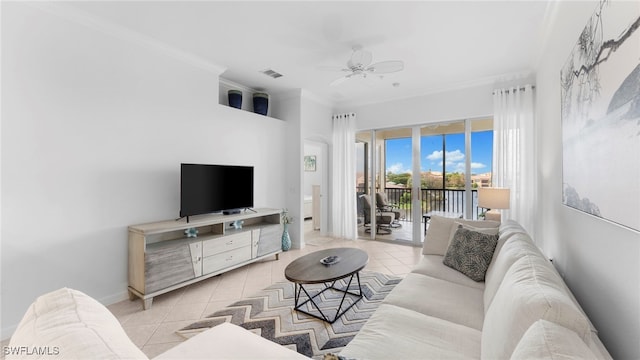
[{"left": 180, "top": 163, "right": 254, "bottom": 218}]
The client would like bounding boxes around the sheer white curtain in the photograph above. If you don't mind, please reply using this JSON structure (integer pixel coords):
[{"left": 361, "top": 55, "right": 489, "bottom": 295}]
[
  {"left": 493, "top": 85, "right": 535, "bottom": 233},
  {"left": 331, "top": 113, "right": 357, "bottom": 239}
]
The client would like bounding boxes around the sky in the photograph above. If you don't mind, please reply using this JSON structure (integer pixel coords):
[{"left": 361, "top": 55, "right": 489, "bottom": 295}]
[{"left": 385, "top": 131, "right": 493, "bottom": 174}]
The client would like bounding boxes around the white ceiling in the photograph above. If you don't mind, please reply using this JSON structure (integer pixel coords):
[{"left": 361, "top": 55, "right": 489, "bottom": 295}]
[{"left": 68, "top": 1, "right": 551, "bottom": 107}]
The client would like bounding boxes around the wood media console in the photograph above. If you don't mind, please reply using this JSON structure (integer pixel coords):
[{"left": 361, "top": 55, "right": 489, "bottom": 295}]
[{"left": 128, "top": 208, "right": 282, "bottom": 309}]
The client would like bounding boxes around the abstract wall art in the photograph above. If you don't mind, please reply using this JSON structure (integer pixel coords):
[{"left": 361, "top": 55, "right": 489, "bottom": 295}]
[{"left": 561, "top": 0, "right": 639, "bottom": 232}]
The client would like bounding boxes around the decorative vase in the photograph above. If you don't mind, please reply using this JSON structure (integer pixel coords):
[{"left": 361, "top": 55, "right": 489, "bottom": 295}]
[
  {"left": 253, "top": 92, "right": 269, "bottom": 116},
  {"left": 228, "top": 90, "right": 242, "bottom": 109},
  {"left": 281, "top": 223, "right": 291, "bottom": 251}
]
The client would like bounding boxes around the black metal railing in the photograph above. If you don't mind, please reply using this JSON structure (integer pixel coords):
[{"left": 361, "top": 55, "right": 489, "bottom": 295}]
[{"left": 357, "top": 186, "right": 488, "bottom": 222}]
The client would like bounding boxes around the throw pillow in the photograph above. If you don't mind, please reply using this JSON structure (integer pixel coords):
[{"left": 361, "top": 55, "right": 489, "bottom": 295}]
[
  {"left": 443, "top": 226, "right": 499, "bottom": 281},
  {"left": 423, "top": 216, "right": 500, "bottom": 256},
  {"left": 447, "top": 221, "right": 499, "bottom": 247},
  {"left": 423, "top": 215, "right": 456, "bottom": 255}
]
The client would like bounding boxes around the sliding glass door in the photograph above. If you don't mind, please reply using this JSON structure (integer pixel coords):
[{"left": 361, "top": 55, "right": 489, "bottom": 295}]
[
  {"left": 355, "top": 118, "right": 493, "bottom": 245},
  {"left": 420, "top": 121, "right": 466, "bottom": 216},
  {"left": 356, "top": 127, "right": 421, "bottom": 244},
  {"left": 470, "top": 119, "right": 494, "bottom": 218}
]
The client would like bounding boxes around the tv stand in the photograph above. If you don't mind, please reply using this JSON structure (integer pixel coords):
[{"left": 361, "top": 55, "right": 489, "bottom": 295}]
[{"left": 128, "top": 208, "right": 283, "bottom": 309}]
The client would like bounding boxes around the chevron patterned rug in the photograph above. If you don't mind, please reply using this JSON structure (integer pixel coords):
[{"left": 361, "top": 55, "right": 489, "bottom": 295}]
[{"left": 176, "top": 271, "right": 401, "bottom": 359}]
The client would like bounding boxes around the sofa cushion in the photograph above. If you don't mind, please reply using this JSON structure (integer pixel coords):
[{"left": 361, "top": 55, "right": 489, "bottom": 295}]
[
  {"left": 498, "top": 220, "right": 530, "bottom": 241},
  {"left": 493, "top": 221, "right": 534, "bottom": 263},
  {"left": 488, "top": 233, "right": 598, "bottom": 337},
  {"left": 411, "top": 255, "right": 485, "bottom": 289},
  {"left": 155, "top": 322, "right": 307, "bottom": 359},
  {"left": 423, "top": 215, "right": 500, "bottom": 255},
  {"left": 340, "top": 304, "right": 481, "bottom": 359},
  {"left": 483, "top": 233, "right": 541, "bottom": 312},
  {"left": 7, "top": 288, "right": 148, "bottom": 360},
  {"left": 443, "top": 227, "right": 499, "bottom": 282},
  {"left": 481, "top": 255, "right": 592, "bottom": 359},
  {"left": 511, "top": 320, "right": 597, "bottom": 359},
  {"left": 383, "top": 273, "right": 485, "bottom": 330}
]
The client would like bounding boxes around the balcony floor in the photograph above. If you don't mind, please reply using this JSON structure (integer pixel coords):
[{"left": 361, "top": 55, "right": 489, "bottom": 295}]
[{"left": 357, "top": 219, "right": 426, "bottom": 245}]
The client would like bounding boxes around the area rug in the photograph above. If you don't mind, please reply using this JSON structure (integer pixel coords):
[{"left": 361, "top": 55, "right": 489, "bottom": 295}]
[{"left": 176, "top": 271, "right": 401, "bottom": 359}]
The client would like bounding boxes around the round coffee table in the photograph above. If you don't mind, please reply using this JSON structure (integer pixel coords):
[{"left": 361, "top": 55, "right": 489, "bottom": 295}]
[{"left": 284, "top": 248, "right": 368, "bottom": 324}]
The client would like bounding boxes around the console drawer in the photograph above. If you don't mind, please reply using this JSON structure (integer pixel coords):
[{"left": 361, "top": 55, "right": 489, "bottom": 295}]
[
  {"left": 202, "top": 246, "right": 251, "bottom": 275},
  {"left": 202, "top": 232, "right": 251, "bottom": 258}
]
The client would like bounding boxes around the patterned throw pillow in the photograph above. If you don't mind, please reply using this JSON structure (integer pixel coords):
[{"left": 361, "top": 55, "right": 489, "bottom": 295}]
[{"left": 443, "top": 226, "right": 499, "bottom": 282}]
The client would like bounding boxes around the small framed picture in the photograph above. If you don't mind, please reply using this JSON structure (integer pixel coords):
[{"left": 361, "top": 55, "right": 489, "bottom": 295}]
[{"left": 304, "top": 155, "right": 316, "bottom": 172}]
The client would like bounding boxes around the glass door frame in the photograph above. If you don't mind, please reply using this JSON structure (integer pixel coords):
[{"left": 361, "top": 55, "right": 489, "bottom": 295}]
[
  {"left": 410, "top": 126, "right": 423, "bottom": 245},
  {"left": 359, "top": 116, "right": 491, "bottom": 244}
]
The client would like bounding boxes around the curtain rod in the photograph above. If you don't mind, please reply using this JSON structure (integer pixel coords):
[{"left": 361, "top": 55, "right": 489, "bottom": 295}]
[{"left": 493, "top": 85, "right": 535, "bottom": 95}]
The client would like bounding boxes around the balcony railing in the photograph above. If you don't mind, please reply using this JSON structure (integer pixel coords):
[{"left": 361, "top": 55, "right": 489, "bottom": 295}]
[{"left": 357, "top": 187, "right": 488, "bottom": 222}]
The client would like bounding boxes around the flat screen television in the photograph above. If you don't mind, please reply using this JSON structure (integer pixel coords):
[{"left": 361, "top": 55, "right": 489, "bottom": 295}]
[{"left": 180, "top": 163, "right": 254, "bottom": 219}]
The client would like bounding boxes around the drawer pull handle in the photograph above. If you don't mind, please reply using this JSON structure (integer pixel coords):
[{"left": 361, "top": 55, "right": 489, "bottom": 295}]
[
  {"left": 226, "top": 240, "right": 234, "bottom": 245},
  {"left": 226, "top": 256, "right": 233, "bottom": 261}
]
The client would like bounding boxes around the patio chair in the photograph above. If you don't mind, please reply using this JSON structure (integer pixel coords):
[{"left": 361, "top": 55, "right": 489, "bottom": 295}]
[
  {"left": 360, "top": 194, "right": 395, "bottom": 235},
  {"left": 375, "top": 192, "right": 403, "bottom": 228}
]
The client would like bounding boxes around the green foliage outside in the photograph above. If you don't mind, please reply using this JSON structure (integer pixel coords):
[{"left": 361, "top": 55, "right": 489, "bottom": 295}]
[
  {"left": 445, "top": 173, "right": 465, "bottom": 189},
  {"left": 386, "top": 172, "right": 411, "bottom": 187},
  {"left": 384, "top": 171, "right": 471, "bottom": 214},
  {"left": 386, "top": 171, "right": 468, "bottom": 190}
]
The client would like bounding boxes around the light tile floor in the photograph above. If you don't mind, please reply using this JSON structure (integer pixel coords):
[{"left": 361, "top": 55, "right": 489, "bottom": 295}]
[
  {"left": 0, "top": 222, "right": 422, "bottom": 359},
  {"left": 107, "top": 221, "right": 422, "bottom": 358}
]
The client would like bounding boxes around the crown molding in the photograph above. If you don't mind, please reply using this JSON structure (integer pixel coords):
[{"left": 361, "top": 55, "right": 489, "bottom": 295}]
[{"left": 336, "top": 70, "right": 535, "bottom": 109}]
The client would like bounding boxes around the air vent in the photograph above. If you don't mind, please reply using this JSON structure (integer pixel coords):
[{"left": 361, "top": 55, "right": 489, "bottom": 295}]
[{"left": 261, "top": 69, "right": 283, "bottom": 79}]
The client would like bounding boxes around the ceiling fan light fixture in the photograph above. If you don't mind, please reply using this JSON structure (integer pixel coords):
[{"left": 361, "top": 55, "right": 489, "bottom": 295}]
[{"left": 327, "top": 47, "right": 404, "bottom": 86}]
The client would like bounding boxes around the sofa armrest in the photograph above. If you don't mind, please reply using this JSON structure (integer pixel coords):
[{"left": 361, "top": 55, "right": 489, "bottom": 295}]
[{"left": 7, "top": 288, "right": 147, "bottom": 360}]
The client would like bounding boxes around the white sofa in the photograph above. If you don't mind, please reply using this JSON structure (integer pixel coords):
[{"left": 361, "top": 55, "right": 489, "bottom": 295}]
[
  {"left": 340, "top": 217, "right": 612, "bottom": 359},
  {"left": 7, "top": 217, "right": 611, "bottom": 360},
  {"left": 6, "top": 287, "right": 306, "bottom": 360}
]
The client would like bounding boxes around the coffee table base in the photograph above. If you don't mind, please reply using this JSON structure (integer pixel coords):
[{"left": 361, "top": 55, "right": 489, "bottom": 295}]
[{"left": 293, "top": 272, "right": 363, "bottom": 324}]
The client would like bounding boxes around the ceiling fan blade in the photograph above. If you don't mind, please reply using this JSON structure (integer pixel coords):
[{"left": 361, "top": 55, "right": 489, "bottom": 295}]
[
  {"left": 349, "top": 49, "right": 373, "bottom": 67},
  {"left": 367, "top": 60, "right": 404, "bottom": 74}
]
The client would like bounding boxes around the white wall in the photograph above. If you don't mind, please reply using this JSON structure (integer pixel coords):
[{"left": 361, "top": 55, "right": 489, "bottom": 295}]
[
  {"left": 1, "top": 2, "right": 287, "bottom": 337},
  {"left": 270, "top": 91, "right": 334, "bottom": 246},
  {"left": 301, "top": 93, "right": 333, "bottom": 234},
  {"left": 343, "top": 83, "right": 494, "bottom": 130},
  {"left": 271, "top": 90, "right": 303, "bottom": 248},
  {"left": 535, "top": 2, "right": 640, "bottom": 358},
  {"left": 302, "top": 93, "right": 333, "bottom": 146}
]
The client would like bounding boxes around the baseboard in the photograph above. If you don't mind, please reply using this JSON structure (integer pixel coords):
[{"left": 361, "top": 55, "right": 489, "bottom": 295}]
[{"left": 99, "top": 289, "right": 131, "bottom": 307}]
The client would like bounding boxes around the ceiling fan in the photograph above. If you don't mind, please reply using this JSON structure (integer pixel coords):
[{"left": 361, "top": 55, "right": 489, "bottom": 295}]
[{"left": 326, "top": 47, "right": 404, "bottom": 86}]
